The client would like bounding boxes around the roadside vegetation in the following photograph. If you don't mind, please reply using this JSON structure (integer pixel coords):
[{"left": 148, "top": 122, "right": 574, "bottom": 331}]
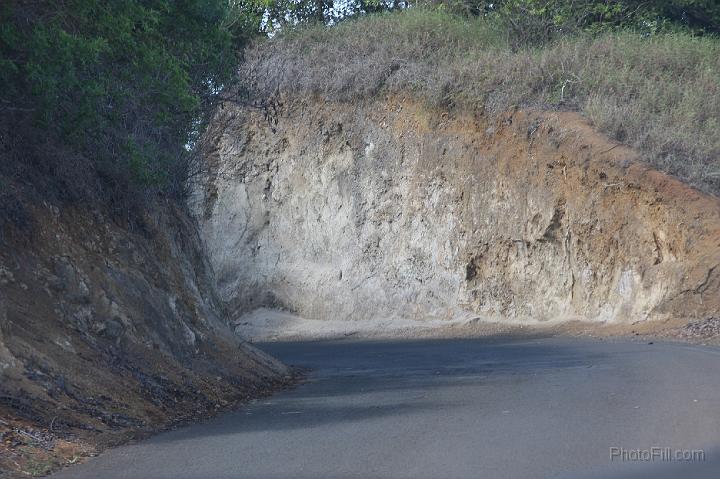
[
  {"left": 1, "top": 0, "right": 719, "bottom": 217},
  {"left": 0, "top": 0, "right": 267, "bottom": 215},
  {"left": 244, "top": 5, "right": 720, "bottom": 194}
]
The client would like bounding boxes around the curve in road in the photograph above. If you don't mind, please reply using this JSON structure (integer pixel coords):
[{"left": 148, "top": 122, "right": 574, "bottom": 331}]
[{"left": 53, "top": 336, "right": 720, "bottom": 479}]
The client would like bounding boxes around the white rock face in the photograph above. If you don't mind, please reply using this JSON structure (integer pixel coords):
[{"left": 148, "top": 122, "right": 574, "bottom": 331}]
[{"left": 191, "top": 98, "right": 720, "bottom": 333}]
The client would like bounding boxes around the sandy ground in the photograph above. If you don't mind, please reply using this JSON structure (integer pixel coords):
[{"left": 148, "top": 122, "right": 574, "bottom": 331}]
[{"left": 235, "top": 307, "right": 720, "bottom": 346}]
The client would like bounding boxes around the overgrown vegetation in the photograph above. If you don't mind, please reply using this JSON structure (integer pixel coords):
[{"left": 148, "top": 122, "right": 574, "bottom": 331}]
[
  {"left": 0, "top": 0, "right": 266, "bottom": 211},
  {"left": 259, "top": 0, "right": 720, "bottom": 36},
  {"left": 444, "top": 0, "right": 720, "bottom": 46},
  {"left": 1, "top": 0, "right": 719, "bottom": 213},
  {"left": 243, "top": 7, "right": 720, "bottom": 193}
]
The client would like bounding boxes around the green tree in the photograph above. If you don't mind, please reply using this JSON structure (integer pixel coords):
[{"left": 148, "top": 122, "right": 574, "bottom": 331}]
[{"left": 1, "top": 0, "right": 266, "bottom": 204}]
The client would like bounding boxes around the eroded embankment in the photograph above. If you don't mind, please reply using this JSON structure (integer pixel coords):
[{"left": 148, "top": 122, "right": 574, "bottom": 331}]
[
  {"left": 0, "top": 195, "right": 291, "bottom": 476},
  {"left": 192, "top": 97, "right": 720, "bottom": 336}
]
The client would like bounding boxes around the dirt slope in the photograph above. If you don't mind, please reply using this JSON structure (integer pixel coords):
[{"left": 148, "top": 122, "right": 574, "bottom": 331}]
[
  {"left": 192, "top": 96, "right": 720, "bottom": 335},
  {"left": 0, "top": 191, "right": 292, "bottom": 477}
]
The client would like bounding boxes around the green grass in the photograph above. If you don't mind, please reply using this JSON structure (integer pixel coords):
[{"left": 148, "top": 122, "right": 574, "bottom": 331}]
[{"left": 242, "top": 8, "right": 720, "bottom": 194}]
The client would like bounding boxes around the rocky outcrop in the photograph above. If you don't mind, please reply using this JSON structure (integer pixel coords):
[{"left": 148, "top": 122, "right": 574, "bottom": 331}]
[
  {"left": 192, "top": 96, "right": 720, "bottom": 329},
  {"left": 0, "top": 195, "right": 290, "bottom": 475}
]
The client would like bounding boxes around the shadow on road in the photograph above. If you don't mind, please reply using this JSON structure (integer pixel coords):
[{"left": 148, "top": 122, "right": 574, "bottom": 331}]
[{"left": 151, "top": 337, "right": 610, "bottom": 440}]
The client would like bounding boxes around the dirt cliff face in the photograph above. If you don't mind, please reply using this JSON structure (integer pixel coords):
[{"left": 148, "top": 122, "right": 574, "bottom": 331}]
[
  {"left": 193, "top": 97, "right": 720, "bottom": 330},
  {"left": 0, "top": 194, "right": 290, "bottom": 475}
]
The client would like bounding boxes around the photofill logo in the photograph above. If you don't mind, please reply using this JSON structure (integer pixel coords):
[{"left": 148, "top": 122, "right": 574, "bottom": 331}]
[{"left": 609, "top": 446, "right": 706, "bottom": 463}]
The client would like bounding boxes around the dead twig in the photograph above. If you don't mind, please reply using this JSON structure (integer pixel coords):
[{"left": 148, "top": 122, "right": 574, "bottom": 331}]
[{"left": 597, "top": 144, "right": 621, "bottom": 156}]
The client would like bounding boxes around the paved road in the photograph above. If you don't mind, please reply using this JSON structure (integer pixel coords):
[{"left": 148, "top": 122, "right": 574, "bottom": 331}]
[{"left": 54, "top": 336, "right": 720, "bottom": 478}]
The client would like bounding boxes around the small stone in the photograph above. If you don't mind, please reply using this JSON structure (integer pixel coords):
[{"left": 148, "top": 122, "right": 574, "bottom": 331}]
[{"left": 0, "top": 266, "right": 15, "bottom": 286}]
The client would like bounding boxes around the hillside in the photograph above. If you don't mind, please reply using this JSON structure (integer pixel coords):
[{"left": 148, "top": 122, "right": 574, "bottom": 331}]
[
  {"left": 1, "top": 2, "right": 298, "bottom": 476},
  {"left": 0, "top": 177, "right": 294, "bottom": 476},
  {"left": 191, "top": 9, "right": 720, "bottom": 339},
  {"left": 241, "top": 9, "right": 720, "bottom": 194}
]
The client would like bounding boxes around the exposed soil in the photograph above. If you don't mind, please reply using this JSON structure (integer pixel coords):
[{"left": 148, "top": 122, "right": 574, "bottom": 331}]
[
  {"left": 0, "top": 187, "right": 296, "bottom": 478},
  {"left": 193, "top": 95, "right": 720, "bottom": 330}
]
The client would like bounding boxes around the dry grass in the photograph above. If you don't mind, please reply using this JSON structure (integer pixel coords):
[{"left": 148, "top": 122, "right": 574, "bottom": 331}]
[{"left": 241, "top": 8, "right": 720, "bottom": 194}]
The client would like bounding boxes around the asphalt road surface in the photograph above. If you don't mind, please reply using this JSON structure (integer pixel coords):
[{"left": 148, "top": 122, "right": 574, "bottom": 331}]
[{"left": 53, "top": 336, "right": 720, "bottom": 478}]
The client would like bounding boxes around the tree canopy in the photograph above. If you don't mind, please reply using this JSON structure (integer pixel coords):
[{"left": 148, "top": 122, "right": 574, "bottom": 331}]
[
  {"left": 1, "top": 0, "right": 718, "bottom": 211},
  {"left": 1, "top": 0, "right": 266, "bottom": 202}
]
